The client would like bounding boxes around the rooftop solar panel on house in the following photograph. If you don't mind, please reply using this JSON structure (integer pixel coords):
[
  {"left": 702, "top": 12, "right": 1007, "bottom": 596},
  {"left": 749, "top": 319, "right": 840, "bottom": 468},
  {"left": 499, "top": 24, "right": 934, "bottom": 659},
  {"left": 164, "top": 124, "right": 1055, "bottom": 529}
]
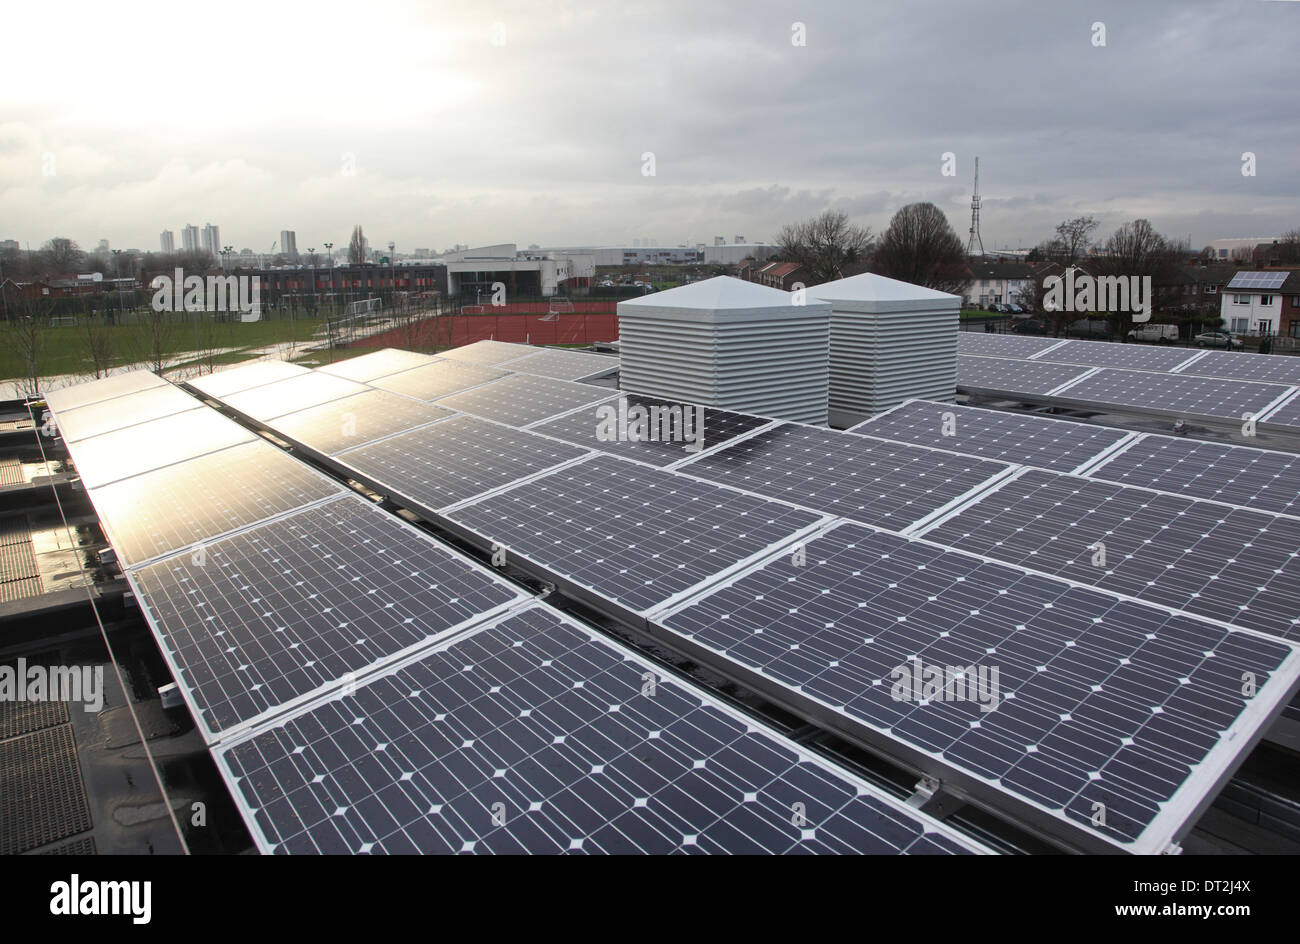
[
  {"left": 90, "top": 439, "right": 345, "bottom": 567},
  {"left": 445, "top": 454, "right": 824, "bottom": 616},
  {"left": 317, "top": 348, "right": 439, "bottom": 383},
  {"left": 216, "top": 604, "right": 991, "bottom": 854},
  {"left": 849, "top": 400, "right": 1133, "bottom": 473},
  {"left": 956, "top": 355, "right": 1092, "bottom": 396},
  {"left": 268, "top": 390, "right": 455, "bottom": 456},
  {"left": 1035, "top": 340, "right": 1199, "bottom": 372},
  {"left": 433, "top": 373, "right": 611, "bottom": 428},
  {"left": 66, "top": 408, "right": 258, "bottom": 489},
  {"left": 42, "top": 370, "right": 169, "bottom": 413},
  {"left": 1085, "top": 435, "right": 1300, "bottom": 517},
  {"left": 1051, "top": 369, "right": 1288, "bottom": 423},
  {"left": 922, "top": 468, "right": 1300, "bottom": 641},
  {"left": 657, "top": 522, "right": 1300, "bottom": 853},
  {"left": 222, "top": 372, "right": 370, "bottom": 422},
  {"left": 188, "top": 360, "right": 311, "bottom": 399},
  {"left": 1226, "top": 272, "right": 1288, "bottom": 291},
  {"left": 129, "top": 493, "right": 528, "bottom": 742},
  {"left": 368, "top": 360, "right": 509, "bottom": 401},
  {"left": 52, "top": 383, "right": 203, "bottom": 443},
  {"left": 438, "top": 340, "right": 534, "bottom": 367},
  {"left": 530, "top": 394, "right": 772, "bottom": 468},
  {"left": 679, "top": 423, "right": 1011, "bottom": 532},
  {"left": 500, "top": 347, "right": 619, "bottom": 382},
  {"left": 336, "top": 415, "right": 589, "bottom": 512}
]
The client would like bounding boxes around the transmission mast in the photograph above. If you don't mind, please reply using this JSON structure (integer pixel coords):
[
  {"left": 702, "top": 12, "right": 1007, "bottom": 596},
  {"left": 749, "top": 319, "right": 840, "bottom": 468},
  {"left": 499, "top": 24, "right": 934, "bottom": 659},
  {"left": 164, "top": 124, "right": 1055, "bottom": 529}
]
[{"left": 967, "top": 157, "right": 985, "bottom": 256}]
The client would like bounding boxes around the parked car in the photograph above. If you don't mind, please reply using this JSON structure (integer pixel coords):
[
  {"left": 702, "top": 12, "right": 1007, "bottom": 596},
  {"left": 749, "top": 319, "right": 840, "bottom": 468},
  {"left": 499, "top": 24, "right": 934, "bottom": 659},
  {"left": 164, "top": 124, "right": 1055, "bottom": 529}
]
[
  {"left": 1126, "top": 323, "right": 1179, "bottom": 344},
  {"left": 1008, "top": 304, "right": 1024, "bottom": 315},
  {"left": 1011, "top": 319, "right": 1047, "bottom": 335},
  {"left": 1067, "top": 318, "right": 1113, "bottom": 339},
  {"left": 1195, "top": 331, "right": 1242, "bottom": 350}
]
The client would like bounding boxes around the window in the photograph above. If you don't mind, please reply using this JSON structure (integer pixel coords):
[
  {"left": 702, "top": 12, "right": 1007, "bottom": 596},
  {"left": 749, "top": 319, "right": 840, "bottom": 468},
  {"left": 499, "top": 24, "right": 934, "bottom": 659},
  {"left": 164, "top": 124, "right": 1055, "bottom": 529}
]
[
  {"left": 1290, "top": 322, "right": 1300, "bottom": 339},
  {"left": 1232, "top": 318, "right": 1250, "bottom": 333},
  {"left": 1204, "top": 284, "right": 1217, "bottom": 294},
  {"left": 1233, "top": 294, "right": 1250, "bottom": 304},
  {"left": 1260, "top": 295, "right": 1273, "bottom": 306}
]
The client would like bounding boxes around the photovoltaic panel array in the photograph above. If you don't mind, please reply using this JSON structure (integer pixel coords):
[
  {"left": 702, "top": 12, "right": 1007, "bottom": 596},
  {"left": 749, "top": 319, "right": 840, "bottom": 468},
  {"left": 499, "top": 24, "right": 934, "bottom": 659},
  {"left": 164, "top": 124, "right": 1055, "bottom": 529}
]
[
  {"left": 1226, "top": 271, "right": 1288, "bottom": 291},
  {"left": 446, "top": 454, "right": 824, "bottom": 616},
  {"left": 531, "top": 394, "right": 772, "bottom": 468},
  {"left": 850, "top": 400, "right": 1132, "bottom": 473},
  {"left": 188, "top": 360, "right": 311, "bottom": 398},
  {"left": 1034, "top": 341, "right": 1199, "bottom": 373},
  {"left": 1259, "top": 394, "right": 1300, "bottom": 430},
  {"left": 500, "top": 348, "right": 619, "bottom": 382},
  {"left": 433, "top": 373, "right": 611, "bottom": 428},
  {"left": 130, "top": 493, "right": 528, "bottom": 742},
  {"left": 657, "top": 522, "right": 1300, "bottom": 853},
  {"left": 268, "top": 390, "right": 455, "bottom": 456},
  {"left": 1086, "top": 436, "right": 1300, "bottom": 517},
  {"left": 369, "top": 360, "right": 508, "bottom": 401},
  {"left": 318, "top": 349, "right": 439, "bottom": 383},
  {"left": 957, "top": 333, "right": 1063, "bottom": 358},
  {"left": 1052, "top": 369, "right": 1287, "bottom": 422},
  {"left": 52, "top": 383, "right": 203, "bottom": 443},
  {"left": 42, "top": 369, "right": 168, "bottom": 413},
  {"left": 438, "top": 339, "right": 535, "bottom": 367},
  {"left": 223, "top": 372, "right": 371, "bottom": 422},
  {"left": 89, "top": 439, "right": 345, "bottom": 567},
  {"left": 215, "top": 604, "right": 990, "bottom": 854},
  {"left": 957, "top": 355, "right": 1091, "bottom": 395},
  {"left": 923, "top": 469, "right": 1300, "bottom": 641},
  {"left": 680, "top": 423, "right": 1011, "bottom": 532},
  {"left": 1179, "top": 350, "right": 1300, "bottom": 385},
  {"left": 336, "top": 415, "right": 590, "bottom": 512}
]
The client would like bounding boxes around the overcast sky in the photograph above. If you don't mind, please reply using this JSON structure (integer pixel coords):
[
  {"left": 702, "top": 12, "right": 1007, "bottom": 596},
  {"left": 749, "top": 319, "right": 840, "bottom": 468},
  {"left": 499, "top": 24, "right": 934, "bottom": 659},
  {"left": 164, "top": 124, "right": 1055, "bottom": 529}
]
[{"left": 2, "top": 0, "right": 1297, "bottom": 255}]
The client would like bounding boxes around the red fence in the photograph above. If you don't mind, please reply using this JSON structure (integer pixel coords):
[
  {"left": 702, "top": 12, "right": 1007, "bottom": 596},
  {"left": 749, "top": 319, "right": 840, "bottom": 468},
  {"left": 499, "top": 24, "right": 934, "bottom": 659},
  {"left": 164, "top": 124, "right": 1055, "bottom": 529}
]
[{"left": 358, "top": 310, "right": 620, "bottom": 351}]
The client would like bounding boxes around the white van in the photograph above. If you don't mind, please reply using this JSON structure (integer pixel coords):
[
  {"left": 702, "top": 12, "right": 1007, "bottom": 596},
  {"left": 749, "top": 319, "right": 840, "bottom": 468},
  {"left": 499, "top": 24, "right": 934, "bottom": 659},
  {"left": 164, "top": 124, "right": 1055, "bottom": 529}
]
[{"left": 1126, "top": 323, "right": 1179, "bottom": 344}]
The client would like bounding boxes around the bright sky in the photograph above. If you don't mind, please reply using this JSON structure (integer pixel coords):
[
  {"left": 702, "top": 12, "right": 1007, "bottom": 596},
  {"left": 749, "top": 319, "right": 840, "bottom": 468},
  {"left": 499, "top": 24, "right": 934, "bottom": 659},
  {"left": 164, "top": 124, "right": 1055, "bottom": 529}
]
[{"left": 2, "top": 0, "right": 1297, "bottom": 254}]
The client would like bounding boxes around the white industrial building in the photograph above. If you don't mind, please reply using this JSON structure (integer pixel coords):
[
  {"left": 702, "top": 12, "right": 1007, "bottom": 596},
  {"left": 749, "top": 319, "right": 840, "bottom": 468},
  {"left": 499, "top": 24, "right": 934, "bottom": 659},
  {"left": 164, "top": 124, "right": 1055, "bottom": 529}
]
[
  {"left": 617, "top": 276, "right": 830, "bottom": 424},
  {"left": 441, "top": 244, "right": 580, "bottom": 298}
]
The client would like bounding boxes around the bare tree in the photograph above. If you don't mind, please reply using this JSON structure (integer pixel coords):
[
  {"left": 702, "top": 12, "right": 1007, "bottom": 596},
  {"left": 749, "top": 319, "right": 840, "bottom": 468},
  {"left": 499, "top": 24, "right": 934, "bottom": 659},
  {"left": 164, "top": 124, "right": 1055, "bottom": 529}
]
[
  {"left": 775, "top": 210, "right": 874, "bottom": 284},
  {"left": 348, "top": 225, "right": 366, "bottom": 265},
  {"left": 78, "top": 307, "right": 114, "bottom": 378},
  {"left": 872, "top": 202, "right": 970, "bottom": 295},
  {"left": 40, "top": 237, "right": 84, "bottom": 273},
  {"left": 1272, "top": 229, "right": 1300, "bottom": 265},
  {"left": 4, "top": 296, "right": 53, "bottom": 397}
]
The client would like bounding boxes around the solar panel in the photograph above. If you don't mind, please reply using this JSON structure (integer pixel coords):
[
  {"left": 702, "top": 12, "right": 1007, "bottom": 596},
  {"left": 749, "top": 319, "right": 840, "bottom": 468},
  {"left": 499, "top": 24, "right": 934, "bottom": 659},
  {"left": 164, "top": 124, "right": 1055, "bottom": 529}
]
[
  {"left": 679, "top": 423, "right": 1010, "bottom": 531},
  {"left": 1226, "top": 271, "right": 1288, "bottom": 291},
  {"left": 53, "top": 384, "right": 202, "bottom": 443},
  {"left": 216, "top": 604, "right": 990, "bottom": 854},
  {"left": 658, "top": 522, "right": 1300, "bottom": 853},
  {"left": 43, "top": 370, "right": 168, "bottom": 413},
  {"left": 446, "top": 454, "right": 824, "bottom": 616},
  {"left": 1259, "top": 392, "right": 1300, "bottom": 429},
  {"left": 922, "top": 468, "right": 1300, "bottom": 641},
  {"left": 129, "top": 493, "right": 527, "bottom": 742},
  {"left": 850, "top": 401, "right": 1132, "bottom": 473},
  {"left": 1179, "top": 350, "right": 1300, "bottom": 385},
  {"left": 1086, "top": 436, "right": 1300, "bottom": 517},
  {"left": 1052, "top": 369, "right": 1287, "bottom": 422},
  {"left": 500, "top": 348, "right": 619, "bottom": 382},
  {"left": 223, "top": 373, "right": 370, "bottom": 422},
  {"left": 188, "top": 360, "right": 311, "bottom": 398},
  {"left": 439, "top": 340, "right": 534, "bottom": 367},
  {"left": 318, "top": 349, "right": 439, "bottom": 383},
  {"left": 336, "top": 415, "right": 589, "bottom": 512},
  {"left": 434, "top": 373, "right": 611, "bottom": 428},
  {"left": 531, "top": 394, "right": 772, "bottom": 468},
  {"left": 268, "top": 390, "right": 455, "bottom": 456},
  {"left": 67, "top": 409, "right": 257, "bottom": 489},
  {"left": 957, "top": 355, "right": 1092, "bottom": 395},
  {"left": 1036, "top": 340, "right": 1198, "bottom": 372},
  {"left": 368, "top": 360, "right": 508, "bottom": 401},
  {"left": 956, "top": 334, "right": 1063, "bottom": 358},
  {"left": 89, "top": 440, "right": 345, "bottom": 567}
]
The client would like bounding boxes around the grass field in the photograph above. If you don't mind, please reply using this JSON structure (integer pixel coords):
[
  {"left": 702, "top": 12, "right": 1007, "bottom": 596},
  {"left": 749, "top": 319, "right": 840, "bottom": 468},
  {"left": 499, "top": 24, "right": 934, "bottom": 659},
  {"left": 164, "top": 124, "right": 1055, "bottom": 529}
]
[{"left": 1, "top": 318, "right": 326, "bottom": 380}]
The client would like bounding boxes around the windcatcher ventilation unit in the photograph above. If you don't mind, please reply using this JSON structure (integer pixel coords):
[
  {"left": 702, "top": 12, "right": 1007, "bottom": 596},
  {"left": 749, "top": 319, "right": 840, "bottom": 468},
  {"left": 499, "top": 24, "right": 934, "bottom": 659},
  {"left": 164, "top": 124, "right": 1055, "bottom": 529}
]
[
  {"left": 807, "top": 272, "right": 960, "bottom": 427},
  {"left": 616, "top": 276, "right": 830, "bottom": 424}
]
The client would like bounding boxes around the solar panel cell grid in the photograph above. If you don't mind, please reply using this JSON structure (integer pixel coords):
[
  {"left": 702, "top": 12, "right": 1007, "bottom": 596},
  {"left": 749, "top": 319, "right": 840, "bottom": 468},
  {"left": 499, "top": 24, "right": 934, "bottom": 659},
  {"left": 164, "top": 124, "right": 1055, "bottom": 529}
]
[
  {"left": 130, "top": 494, "right": 525, "bottom": 740},
  {"left": 501, "top": 348, "right": 619, "bottom": 382},
  {"left": 659, "top": 522, "right": 1299, "bottom": 851},
  {"left": 223, "top": 373, "right": 370, "bottom": 422},
  {"left": 188, "top": 360, "right": 312, "bottom": 399},
  {"left": 850, "top": 401, "right": 1131, "bottom": 473},
  {"left": 433, "top": 373, "right": 610, "bottom": 428},
  {"left": 957, "top": 334, "right": 1064, "bottom": 358},
  {"left": 1179, "top": 351, "right": 1300, "bottom": 385},
  {"left": 54, "top": 384, "right": 202, "bottom": 443},
  {"left": 438, "top": 340, "right": 534, "bottom": 367},
  {"left": 957, "top": 355, "right": 1091, "bottom": 395},
  {"left": 269, "top": 390, "right": 454, "bottom": 455},
  {"left": 1055, "top": 369, "right": 1286, "bottom": 419},
  {"left": 368, "top": 360, "right": 509, "bottom": 401},
  {"left": 217, "top": 605, "right": 987, "bottom": 854},
  {"left": 446, "top": 454, "right": 824, "bottom": 614},
  {"left": 317, "top": 349, "right": 438, "bottom": 383},
  {"left": 681, "top": 422, "right": 1010, "bottom": 531},
  {"left": 1037, "top": 341, "right": 1198, "bottom": 372}
]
